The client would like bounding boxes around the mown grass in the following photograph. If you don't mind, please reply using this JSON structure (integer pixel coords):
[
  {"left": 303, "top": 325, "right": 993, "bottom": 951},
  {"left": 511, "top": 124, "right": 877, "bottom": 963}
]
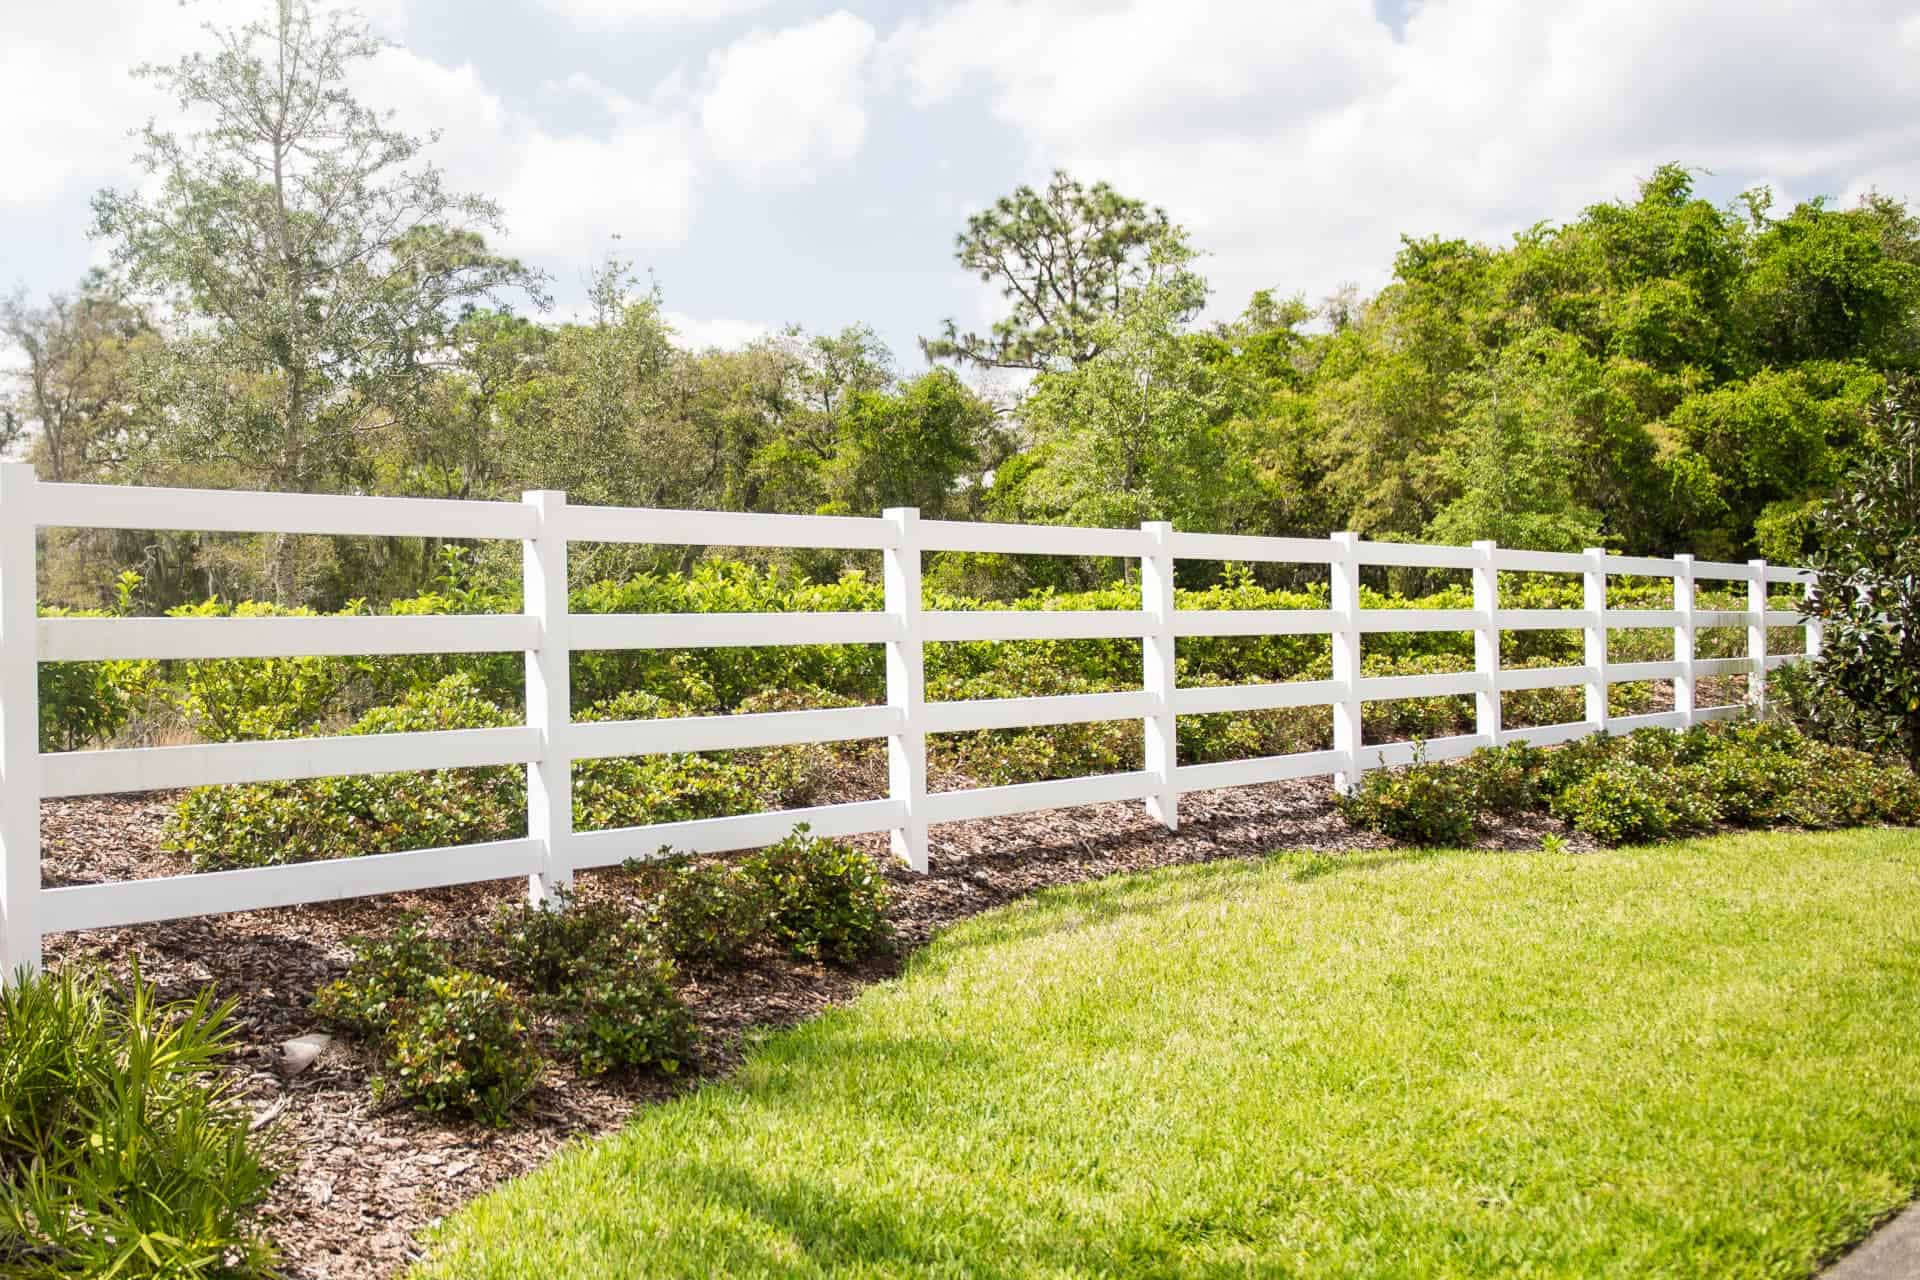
[{"left": 417, "top": 829, "right": 1920, "bottom": 1279}]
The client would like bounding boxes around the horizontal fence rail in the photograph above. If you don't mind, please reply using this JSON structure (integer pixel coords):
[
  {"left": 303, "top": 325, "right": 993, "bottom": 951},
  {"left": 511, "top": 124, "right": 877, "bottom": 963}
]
[{"left": 0, "top": 466, "right": 1815, "bottom": 971}]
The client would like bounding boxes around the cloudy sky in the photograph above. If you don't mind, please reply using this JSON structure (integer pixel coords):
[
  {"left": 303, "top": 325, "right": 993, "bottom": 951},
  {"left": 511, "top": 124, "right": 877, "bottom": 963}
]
[{"left": 6, "top": 0, "right": 1920, "bottom": 363}]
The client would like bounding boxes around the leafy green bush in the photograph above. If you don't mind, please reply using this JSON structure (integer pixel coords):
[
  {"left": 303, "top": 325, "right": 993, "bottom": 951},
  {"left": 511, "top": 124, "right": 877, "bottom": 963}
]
[
  {"left": 571, "top": 564, "right": 887, "bottom": 709},
  {"left": 573, "top": 753, "right": 761, "bottom": 832},
  {"left": 645, "top": 860, "right": 770, "bottom": 970},
  {"left": 167, "top": 677, "right": 783, "bottom": 869},
  {"left": 1455, "top": 744, "right": 1548, "bottom": 816},
  {"left": 1337, "top": 750, "right": 1476, "bottom": 845},
  {"left": 313, "top": 916, "right": 452, "bottom": 1039},
  {"left": 1802, "top": 391, "right": 1920, "bottom": 770},
  {"left": 165, "top": 674, "right": 524, "bottom": 870},
  {"left": 551, "top": 954, "right": 695, "bottom": 1078},
  {"left": 1175, "top": 668, "right": 1331, "bottom": 765},
  {"left": 163, "top": 599, "right": 363, "bottom": 742},
  {"left": 38, "top": 574, "right": 157, "bottom": 752},
  {"left": 1551, "top": 762, "right": 1721, "bottom": 846},
  {"left": 485, "top": 891, "right": 652, "bottom": 997},
  {"left": 928, "top": 649, "right": 1139, "bottom": 785},
  {"left": 484, "top": 893, "right": 693, "bottom": 1078},
  {"left": 386, "top": 971, "right": 543, "bottom": 1125},
  {"left": 745, "top": 827, "right": 891, "bottom": 964},
  {"left": 0, "top": 966, "right": 277, "bottom": 1279}
]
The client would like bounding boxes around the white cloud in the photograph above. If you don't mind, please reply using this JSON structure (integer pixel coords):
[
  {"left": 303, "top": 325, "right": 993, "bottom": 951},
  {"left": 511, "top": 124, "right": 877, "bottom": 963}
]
[
  {"left": 889, "top": 0, "right": 1920, "bottom": 313},
  {"left": 0, "top": 1, "right": 413, "bottom": 212},
  {"left": 698, "top": 11, "right": 878, "bottom": 188},
  {"left": 537, "top": 0, "right": 773, "bottom": 26},
  {"left": 664, "top": 309, "right": 770, "bottom": 349},
  {"left": 356, "top": 48, "right": 702, "bottom": 263}
]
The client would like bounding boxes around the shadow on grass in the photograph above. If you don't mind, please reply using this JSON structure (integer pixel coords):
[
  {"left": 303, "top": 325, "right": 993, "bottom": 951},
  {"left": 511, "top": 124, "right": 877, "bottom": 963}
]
[
  {"left": 655, "top": 1155, "right": 1202, "bottom": 1278},
  {"left": 1270, "top": 846, "right": 1458, "bottom": 883}
]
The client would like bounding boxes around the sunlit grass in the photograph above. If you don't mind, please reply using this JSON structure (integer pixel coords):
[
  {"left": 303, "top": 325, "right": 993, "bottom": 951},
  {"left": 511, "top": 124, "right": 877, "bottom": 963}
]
[{"left": 418, "top": 829, "right": 1920, "bottom": 1279}]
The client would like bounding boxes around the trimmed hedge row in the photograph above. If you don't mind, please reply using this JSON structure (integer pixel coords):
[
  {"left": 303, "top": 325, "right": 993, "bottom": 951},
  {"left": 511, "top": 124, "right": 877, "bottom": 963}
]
[{"left": 1340, "top": 721, "right": 1920, "bottom": 847}]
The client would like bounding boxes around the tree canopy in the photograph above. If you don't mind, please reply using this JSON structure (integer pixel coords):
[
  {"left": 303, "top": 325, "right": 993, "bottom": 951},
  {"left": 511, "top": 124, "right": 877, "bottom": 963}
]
[{"left": 4, "top": 2, "right": 1917, "bottom": 611}]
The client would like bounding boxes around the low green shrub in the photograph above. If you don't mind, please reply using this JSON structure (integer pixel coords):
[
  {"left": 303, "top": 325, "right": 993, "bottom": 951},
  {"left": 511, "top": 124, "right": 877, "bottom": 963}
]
[
  {"left": 163, "top": 599, "right": 364, "bottom": 742},
  {"left": 551, "top": 954, "right": 695, "bottom": 1078},
  {"left": 1337, "top": 751, "right": 1476, "bottom": 846},
  {"left": 1456, "top": 744, "right": 1548, "bottom": 816},
  {"left": 166, "top": 674, "right": 523, "bottom": 870},
  {"left": 0, "top": 966, "right": 277, "bottom": 1279},
  {"left": 927, "top": 650, "right": 1140, "bottom": 786},
  {"left": 37, "top": 571, "right": 158, "bottom": 752},
  {"left": 1551, "top": 761, "right": 1721, "bottom": 845},
  {"left": 386, "top": 971, "right": 542, "bottom": 1125},
  {"left": 167, "top": 680, "right": 771, "bottom": 869},
  {"left": 645, "top": 860, "right": 770, "bottom": 970},
  {"left": 1359, "top": 654, "right": 1476, "bottom": 743},
  {"left": 1176, "top": 670, "right": 1330, "bottom": 765},
  {"left": 485, "top": 892, "right": 652, "bottom": 997},
  {"left": 745, "top": 827, "right": 891, "bottom": 964},
  {"left": 573, "top": 753, "right": 761, "bottom": 832},
  {"left": 313, "top": 916, "right": 452, "bottom": 1039}
]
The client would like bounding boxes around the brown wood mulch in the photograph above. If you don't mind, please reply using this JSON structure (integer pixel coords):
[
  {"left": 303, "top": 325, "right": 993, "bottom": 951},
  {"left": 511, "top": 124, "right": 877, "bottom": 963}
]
[{"left": 36, "top": 776, "right": 1583, "bottom": 1279}]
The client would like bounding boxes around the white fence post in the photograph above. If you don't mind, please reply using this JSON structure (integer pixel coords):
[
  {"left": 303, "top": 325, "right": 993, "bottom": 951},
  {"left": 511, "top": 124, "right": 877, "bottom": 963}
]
[
  {"left": 1330, "top": 531, "right": 1364, "bottom": 793},
  {"left": 1472, "top": 540, "right": 1501, "bottom": 747},
  {"left": 523, "top": 490, "right": 573, "bottom": 906},
  {"left": 0, "top": 464, "right": 38, "bottom": 976},
  {"left": 1804, "top": 575, "right": 1823, "bottom": 661},
  {"left": 1748, "top": 559, "right": 1769, "bottom": 717},
  {"left": 1583, "top": 548, "right": 1610, "bottom": 736},
  {"left": 884, "top": 507, "right": 928, "bottom": 872},
  {"left": 1141, "top": 521, "right": 1178, "bottom": 831},
  {"left": 1674, "top": 553, "right": 1697, "bottom": 728}
]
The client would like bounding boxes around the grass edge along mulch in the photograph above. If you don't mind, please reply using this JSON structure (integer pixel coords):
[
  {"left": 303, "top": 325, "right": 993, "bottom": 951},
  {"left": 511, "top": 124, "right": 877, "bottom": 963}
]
[{"left": 415, "top": 827, "right": 1920, "bottom": 1280}]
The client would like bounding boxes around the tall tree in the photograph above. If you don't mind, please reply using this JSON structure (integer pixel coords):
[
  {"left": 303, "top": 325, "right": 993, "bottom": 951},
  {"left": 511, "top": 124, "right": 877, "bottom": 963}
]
[
  {"left": 92, "top": 0, "right": 544, "bottom": 501},
  {"left": 923, "top": 171, "right": 1204, "bottom": 371},
  {"left": 1013, "top": 272, "right": 1233, "bottom": 531},
  {"left": 0, "top": 271, "right": 157, "bottom": 482}
]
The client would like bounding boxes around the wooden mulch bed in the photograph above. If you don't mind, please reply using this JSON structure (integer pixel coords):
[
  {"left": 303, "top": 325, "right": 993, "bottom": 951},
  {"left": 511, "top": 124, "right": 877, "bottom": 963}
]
[{"left": 38, "top": 772, "right": 1581, "bottom": 1279}]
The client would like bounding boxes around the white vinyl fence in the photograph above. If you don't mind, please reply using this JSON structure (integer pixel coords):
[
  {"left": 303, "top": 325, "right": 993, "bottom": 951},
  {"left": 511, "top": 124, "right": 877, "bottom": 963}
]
[{"left": 0, "top": 464, "right": 1818, "bottom": 971}]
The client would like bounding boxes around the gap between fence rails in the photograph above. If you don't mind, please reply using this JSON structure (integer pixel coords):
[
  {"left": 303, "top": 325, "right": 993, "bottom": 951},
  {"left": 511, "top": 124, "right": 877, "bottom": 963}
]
[{"left": 0, "top": 463, "right": 1816, "bottom": 974}]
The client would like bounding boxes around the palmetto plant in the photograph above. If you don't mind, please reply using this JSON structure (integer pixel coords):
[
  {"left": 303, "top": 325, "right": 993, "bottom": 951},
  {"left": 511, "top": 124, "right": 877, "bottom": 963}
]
[{"left": 0, "top": 965, "right": 276, "bottom": 1278}]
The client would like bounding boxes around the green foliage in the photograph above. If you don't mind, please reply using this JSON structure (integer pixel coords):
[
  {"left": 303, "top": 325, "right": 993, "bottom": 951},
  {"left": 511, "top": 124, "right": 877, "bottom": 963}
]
[
  {"left": 162, "top": 600, "right": 364, "bottom": 741},
  {"left": 92, "top": 0, "right": 543, "bottom": 502},
  {"left": 745, "top": 827, "right": 891, "bottom": 965},
  {"left": 645, "top": 861, "right": 770, "bottom": 971},
  {"left": 312, "top": 916, "right": 452, "bottom": 1040},
  {"left": 482, "top": 891, "right": 696, "bottom": 1078},
  {"left": 1340, "top": 721, "right": 1917, "bottom": 849},
  {"left": 1455, "top": 744, "right": 1549, "bottom": 815},
  {"left": 37, "top": 571, "right": 157, "bottom": 752},
  {"left": 1551, "top": 762, "right": 1721, "bottom": 846},
  {"left": 573, "top": 753, "right": 761, "bottom": 834},
  {"left": 1013, "top": 270, "right": 1237, "bottom": 532},
  {"left": 570, "top": 564, "right": 885, "bottom": 709},
  {"left": 1337, "top": 746, "right": 1476, "bottom": 845},
  {"left": 0, "top": 966, "right": 277, "bottom": 1278},
  {"left": 928, "top": 647, "right": 1140, "bottom": 786},
  {"left": 485, "top": 892, "right": 652, "bottom": 998},
  {"left": 551, "top": 954, "right": 695, "bottom": 1079},
  {"left": 1804, "top": 390, "right": 1920, "bottom": 769},
  {"left": 386, "top": 972, "right": 542, "bottom": 1125},
  {"left": 165, "top": 674, "right": 523, "bottom": 870}
]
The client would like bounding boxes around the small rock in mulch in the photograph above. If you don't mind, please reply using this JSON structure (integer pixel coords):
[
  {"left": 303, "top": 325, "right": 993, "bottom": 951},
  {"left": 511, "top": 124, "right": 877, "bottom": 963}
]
[
  {"left": 37, "top": 771, "right": 1578, "bottom": 1278},
  {"left": 275, "top": 1033, "right": 335, "bottom": 1077}
]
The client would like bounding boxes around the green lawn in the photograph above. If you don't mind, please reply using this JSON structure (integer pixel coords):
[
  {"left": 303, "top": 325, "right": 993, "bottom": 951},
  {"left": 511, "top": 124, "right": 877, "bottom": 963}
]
[{"left": 417, "top": 830, "right": 1920, "bottom": 1279}]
